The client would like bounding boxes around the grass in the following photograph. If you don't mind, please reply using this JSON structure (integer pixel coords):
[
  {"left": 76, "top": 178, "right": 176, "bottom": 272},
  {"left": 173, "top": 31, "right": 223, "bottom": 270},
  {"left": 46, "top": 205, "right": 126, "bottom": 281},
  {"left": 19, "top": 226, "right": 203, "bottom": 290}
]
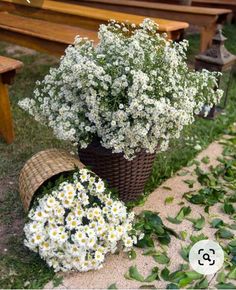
[{"left": 0, "top": 24, "right": 236, "bottom": 288}]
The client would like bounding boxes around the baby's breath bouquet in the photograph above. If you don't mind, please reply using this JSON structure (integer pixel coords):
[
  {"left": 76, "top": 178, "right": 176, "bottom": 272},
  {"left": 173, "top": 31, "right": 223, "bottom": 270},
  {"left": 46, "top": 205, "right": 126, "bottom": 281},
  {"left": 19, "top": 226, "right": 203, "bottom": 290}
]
[
  {"left": 19, "top": 19, "right": 222, "bottom": 160},
  {"left": 24, "top": 168, "right": 136, "bottom": 272}
]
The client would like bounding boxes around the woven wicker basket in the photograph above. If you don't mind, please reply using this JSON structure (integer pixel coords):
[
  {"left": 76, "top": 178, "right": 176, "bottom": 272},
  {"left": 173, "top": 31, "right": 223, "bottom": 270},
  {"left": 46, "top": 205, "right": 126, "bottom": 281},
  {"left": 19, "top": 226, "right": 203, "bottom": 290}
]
[
  {"left": 19, "top": 149, "right": 84, "bottom": 212},
  {"left": 78, "top": 139, "right": 156, "bottom": 202}
]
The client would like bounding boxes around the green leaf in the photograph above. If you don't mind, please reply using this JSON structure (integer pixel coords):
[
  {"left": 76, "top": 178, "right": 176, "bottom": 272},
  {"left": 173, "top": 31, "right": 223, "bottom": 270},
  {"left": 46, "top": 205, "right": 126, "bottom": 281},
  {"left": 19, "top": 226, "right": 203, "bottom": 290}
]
[
  {"left": 128, "top": 249, "right": 137, "bottom": 260},
  {"left": 217, "top": 272, "right": 226, "bottom": 284},
  {"left": 211, "top": 218, "right": 225, "bottom": 228},
  {"left": 166, "top": 284, "right": 179, "bottom": 289},
  {"left": 153, "top": 252, "right": 170, "bottom": 265},
  {"left": 187, "top": 214, "right": 205, "bottom": 231},
  {"left": 216, "top": 282, "right": 236, "bottom": 289},
  {"left": 188, "top": 159, "right": 200, "bottom": 167},
  {"left": 194, "top": 277, "right": 209, "bottom": 289},
  {"left": 228, "top": 267, "right": 236, "bottom": 280},
  {"left": 108, "top": 283, "right": 117, "bottom": 289},
  {"left": 229, "top": 223, "right": 236, "bottom": 230},
  {"left": 136, "top": 234, "right": 154, "bottom": 248},
  {"left": 180, "top": 231, "right": 187, "bottom": 241},
  {"left": 139, "top": 285, "right": 156, "bottom": 289},
  {"left": 223, "top": 203, "right": 235, "bottom": 215},
  {"left": 190, "top": 233, "right": 208, "bottom": 243},
  {"left": 52, "top": 276, "right": 63, "bottom": 288},
  {"left": 179, "top": 277, "right": 194, "bottom": 288},
  {"left": 184, "top": 187, "right": 224, "bottom": 207},
  {"left": 162, "top": 186, "right": 172, "bottom": 191},
  {"left": 161, "top": 267, "right": 170, "bottom": 281},
  {"left": 201, "top": 156, "right": 210, "bottom": 164},
  {"left": 185, "top": 271, "right": 203, "bottom": 280},
  {"left": 144, "top": 267, "right": 159, "bottom": 283},
  {"left": 165, "top": 196, "right": 174, "bottom": 205},
  {"left": 178, "top": 271, "right": 203, "bottom": 288},
  {"left": 125, "top": 265, "right": 144, "bottom": 282},
  {"left": 177, "top": 171, "right": 189, "bottom": 176},
  {"left": 184, "top": 179, "right": 196, "bottom": 188},
  {"left": 216, "top": 228, "right": 234, "bottom": 239},
  {"left": 167, "top": 216, "right": 182, "bottom": 224},
  {"left": 167, "top": 206, "right": 191, "bottom": 224},
  {"left": 180, "top": 264, "right": 189, "bottom": 271},
  {"left": 180, "top": 246, "right": 190, "bottom": 262},
  {"left": 143, "top": 248, "right": 158, "bottom": 256},
  {"left": 135, "top": 211, "right": 176, "bottom": 246}
]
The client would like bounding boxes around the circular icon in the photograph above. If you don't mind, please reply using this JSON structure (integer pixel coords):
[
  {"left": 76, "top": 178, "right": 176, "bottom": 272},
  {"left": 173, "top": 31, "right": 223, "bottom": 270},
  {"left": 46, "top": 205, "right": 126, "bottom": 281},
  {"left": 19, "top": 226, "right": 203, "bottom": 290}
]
[{"left": 189, "top": 240, "right": 224, "bottom": 275}]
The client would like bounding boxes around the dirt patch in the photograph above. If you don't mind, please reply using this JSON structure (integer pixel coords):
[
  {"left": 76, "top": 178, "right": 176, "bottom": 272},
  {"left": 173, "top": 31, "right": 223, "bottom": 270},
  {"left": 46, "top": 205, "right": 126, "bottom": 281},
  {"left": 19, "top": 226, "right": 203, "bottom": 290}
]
[
  {"left": 4, "top": 44, "right": 37, "bottom": 57},
  {"left": 32, "top": 55, "right": 59, "bottom": 67},
  {"left": 0, "top": 176, "right": 17, "bottom": 198},
  {"left": 0, "top": 176, "right": 24, "bottom": 253}
]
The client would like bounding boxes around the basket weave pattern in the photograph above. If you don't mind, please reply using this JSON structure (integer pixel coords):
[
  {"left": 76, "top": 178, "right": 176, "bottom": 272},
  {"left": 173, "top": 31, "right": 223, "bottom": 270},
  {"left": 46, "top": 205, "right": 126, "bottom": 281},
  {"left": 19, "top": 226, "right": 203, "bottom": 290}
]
[
  {"left": 19, "top": 149, "right": 84, "bottom": 211},
  {"left": 78, "top": 140, "right": 156, "bottom": 202}
]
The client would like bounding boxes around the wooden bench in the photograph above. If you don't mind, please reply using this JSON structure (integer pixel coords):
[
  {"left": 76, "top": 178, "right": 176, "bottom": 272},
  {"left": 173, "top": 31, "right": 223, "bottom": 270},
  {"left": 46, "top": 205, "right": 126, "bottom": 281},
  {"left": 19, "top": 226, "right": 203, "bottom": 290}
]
[
  {"left": 130, "top": 0, "right": 236, "bottom": 22},
  {"left": 0, "top": 56, "right": 23, "bottom": 144},
  {"left": 74, "top": 0, "right": 232, "bottom": 51},
  {"left": 0, "top": 11, "right": 98, "bottom": 56},
  {"left": 0, "top": 0, "right": 189, "bottom": 45},
  {"left": 192, "top": 0, "right": 236, "bottom": 22}
]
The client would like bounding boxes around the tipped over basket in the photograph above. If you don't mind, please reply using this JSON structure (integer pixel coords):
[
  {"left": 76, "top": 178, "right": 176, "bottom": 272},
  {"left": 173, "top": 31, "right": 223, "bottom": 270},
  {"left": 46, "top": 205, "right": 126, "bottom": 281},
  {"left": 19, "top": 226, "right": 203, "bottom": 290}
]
[{"left": 19, "top": 149, "right": 84, "bottom": 212}]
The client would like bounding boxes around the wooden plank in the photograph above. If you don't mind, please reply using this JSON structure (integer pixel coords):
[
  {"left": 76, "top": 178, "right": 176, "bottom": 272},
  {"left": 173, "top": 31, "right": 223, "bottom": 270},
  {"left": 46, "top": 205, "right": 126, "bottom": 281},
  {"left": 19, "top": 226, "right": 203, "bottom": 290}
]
[
  {"left": 192, "top": 0, "right": 236, "bottom": 21},
  {"left": 73, "top": 0, "right": 231, "bottom": 16},
  {"left": 0, "top": 0, "right": 189, "bottom": 35},
  {"left": 193, "top": 0, "right": 236, "bottom": 5},
  {"left": 0, "top": 55, "right": 23, "bottom": 74},
  {"left": 0, "top": 27, "right": 74, "bottom": 56},
  {"left": 0, "top": 75, "right": 14, "bottom": 144},
  {"left": 0, "top": 11, "right": 98, "bottom": 45}
]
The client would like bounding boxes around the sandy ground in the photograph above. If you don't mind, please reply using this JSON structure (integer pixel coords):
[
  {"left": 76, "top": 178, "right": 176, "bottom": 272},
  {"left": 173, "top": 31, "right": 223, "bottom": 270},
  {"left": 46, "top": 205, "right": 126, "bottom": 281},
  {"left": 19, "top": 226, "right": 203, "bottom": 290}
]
[{"left": 44, "top": 140, "right": 236, "bottom": 289}]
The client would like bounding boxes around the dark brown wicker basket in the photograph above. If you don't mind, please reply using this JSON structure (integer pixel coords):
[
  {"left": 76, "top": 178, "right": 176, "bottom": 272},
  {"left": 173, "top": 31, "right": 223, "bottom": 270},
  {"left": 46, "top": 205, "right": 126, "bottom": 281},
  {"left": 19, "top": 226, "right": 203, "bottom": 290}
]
[{"left": 78, "top": 139, "right": 156, "bottom": 202}]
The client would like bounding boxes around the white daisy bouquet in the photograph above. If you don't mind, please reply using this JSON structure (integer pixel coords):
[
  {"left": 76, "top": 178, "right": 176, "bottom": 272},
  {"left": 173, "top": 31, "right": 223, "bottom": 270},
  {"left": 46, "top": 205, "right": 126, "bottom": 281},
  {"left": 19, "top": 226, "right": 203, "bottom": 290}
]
[
  {"left": 19, "top": 19, "right": 223, "bottom": 159},
  {"left": 24, "top": 168, "right": 136, "bottom": 272}
]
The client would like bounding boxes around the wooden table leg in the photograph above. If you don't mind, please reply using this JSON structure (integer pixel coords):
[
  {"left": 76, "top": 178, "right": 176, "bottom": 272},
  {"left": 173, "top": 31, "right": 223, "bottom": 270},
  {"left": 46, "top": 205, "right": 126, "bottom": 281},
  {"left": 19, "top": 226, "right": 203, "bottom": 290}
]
[
  {"left": 200, "top": 22, "right": 217, "bottom": 52},
  {"left": 0, "top": 75, "right": 15, "bottom": 144}
]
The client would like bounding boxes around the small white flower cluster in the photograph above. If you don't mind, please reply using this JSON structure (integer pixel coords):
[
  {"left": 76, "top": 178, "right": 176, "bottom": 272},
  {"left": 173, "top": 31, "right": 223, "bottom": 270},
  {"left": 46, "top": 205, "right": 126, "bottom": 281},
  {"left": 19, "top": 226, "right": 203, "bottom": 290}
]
[
  {"left": 19, "top": 19, "right": 223, "bottom": 159},
  {"left": 24, "top": 168, "right": 136, "bottom": 272}
]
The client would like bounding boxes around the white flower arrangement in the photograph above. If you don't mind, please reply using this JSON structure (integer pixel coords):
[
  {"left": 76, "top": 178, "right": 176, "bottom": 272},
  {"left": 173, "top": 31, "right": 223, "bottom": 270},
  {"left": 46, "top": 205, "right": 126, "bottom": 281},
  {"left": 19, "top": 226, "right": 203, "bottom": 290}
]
[
  {"left": 24, "top": 168, "right": 136, "bottom": 272},
  {"left": 19, "top": 19, "right": 223, "bottom": 159}
]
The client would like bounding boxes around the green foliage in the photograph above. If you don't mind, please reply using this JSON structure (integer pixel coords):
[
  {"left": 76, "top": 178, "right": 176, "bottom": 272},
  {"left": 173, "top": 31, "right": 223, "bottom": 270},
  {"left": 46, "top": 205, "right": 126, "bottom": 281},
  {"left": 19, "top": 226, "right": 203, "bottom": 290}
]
[
  {"left": 135, "top": 211, "right": 178, "bottom": 247},
  {"left": 211, "top": 218, "right": 225, "bottom": 228},
  {"left": 167, "top": 206, "right": 191, "bottom": 224},
  {"left": 183, "top": 179, "right": 196, "bottom": 188},
  {"left": 108, "top": 283, "right": 118, "bottom": 289},
  {"left": 164, "top": 196, "right": 174, "bottom": 205},
  {"left": 125, "top": 265, "right": 159, "bottom": 283},
  {"left": 128, "top": 249, "right": 137, "bottom": 260},
  {"left": 187, "top": 214, "right": 205, "bottom": 231},
  {"left": 143, "top": 248, "right": 170, "bottom": 265}
]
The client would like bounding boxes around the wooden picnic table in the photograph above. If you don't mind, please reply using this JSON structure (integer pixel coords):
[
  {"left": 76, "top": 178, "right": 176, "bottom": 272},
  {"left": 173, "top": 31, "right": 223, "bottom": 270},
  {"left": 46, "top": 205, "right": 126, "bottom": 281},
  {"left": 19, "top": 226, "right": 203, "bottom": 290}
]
[{"left": 75, "top": 0, "right": 232, "bottom": 52}]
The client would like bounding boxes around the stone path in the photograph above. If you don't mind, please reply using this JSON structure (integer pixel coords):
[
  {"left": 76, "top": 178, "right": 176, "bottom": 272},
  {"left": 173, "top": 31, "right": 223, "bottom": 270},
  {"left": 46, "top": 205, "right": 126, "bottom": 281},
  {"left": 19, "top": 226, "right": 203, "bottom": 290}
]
[{"left": 45, "top": 140, "right": 235, "bottom": 289}]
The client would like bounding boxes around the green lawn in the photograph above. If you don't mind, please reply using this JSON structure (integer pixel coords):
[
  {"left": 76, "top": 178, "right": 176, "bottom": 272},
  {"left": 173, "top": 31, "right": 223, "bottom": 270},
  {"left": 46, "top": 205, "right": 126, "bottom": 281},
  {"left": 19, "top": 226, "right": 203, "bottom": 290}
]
[{"left": 0, "top": 24, "right": 236, "bottom": 288}]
